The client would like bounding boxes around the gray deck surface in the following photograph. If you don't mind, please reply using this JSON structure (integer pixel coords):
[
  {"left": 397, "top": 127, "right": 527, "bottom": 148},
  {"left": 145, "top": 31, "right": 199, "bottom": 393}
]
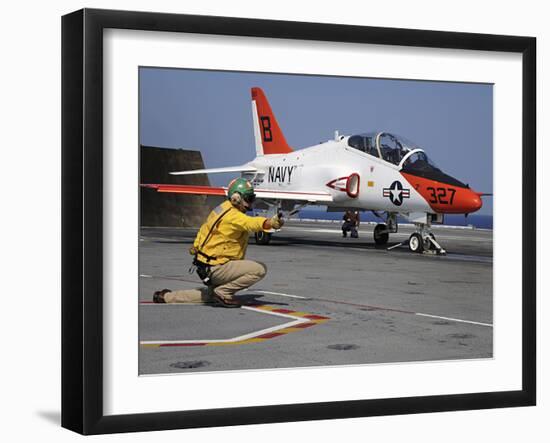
[{"left": 139, "top": 221, "right": 493, "bottom": 375}]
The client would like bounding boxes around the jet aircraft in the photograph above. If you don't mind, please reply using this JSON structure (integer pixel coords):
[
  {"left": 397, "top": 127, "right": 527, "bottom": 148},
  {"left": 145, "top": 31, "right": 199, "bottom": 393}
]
[{"left": 143, "top": 87, "right": 487, "bottom": 254}]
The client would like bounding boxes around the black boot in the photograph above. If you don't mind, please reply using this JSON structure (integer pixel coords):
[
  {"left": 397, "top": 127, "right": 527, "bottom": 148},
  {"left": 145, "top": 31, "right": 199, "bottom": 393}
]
[{"left": 153, "top": 288, "right": 171, "bottom": 303}]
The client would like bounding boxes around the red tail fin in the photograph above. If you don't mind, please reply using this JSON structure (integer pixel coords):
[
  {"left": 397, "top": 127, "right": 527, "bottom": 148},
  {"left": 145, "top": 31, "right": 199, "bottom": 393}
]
[{"left": 251, "top": 87, "right": 293, "bottom": 155}]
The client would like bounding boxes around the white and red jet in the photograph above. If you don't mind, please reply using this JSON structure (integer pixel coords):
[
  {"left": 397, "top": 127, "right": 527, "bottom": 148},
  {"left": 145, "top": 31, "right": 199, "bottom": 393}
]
[{"left": 143, "top": 87, "right": 487, "bottom": 254}]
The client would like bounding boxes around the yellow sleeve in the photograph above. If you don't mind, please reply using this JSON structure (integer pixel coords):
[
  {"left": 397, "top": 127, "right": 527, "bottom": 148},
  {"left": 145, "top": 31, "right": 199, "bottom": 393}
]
[{"left": 230, "top": 211, "right": 267, "bottom": 233}]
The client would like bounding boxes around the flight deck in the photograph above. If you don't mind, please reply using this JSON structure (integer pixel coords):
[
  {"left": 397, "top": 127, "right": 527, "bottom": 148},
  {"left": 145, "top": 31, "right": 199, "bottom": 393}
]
[{"left": 139, "top": 220, "right": 493, "bottom": 375}]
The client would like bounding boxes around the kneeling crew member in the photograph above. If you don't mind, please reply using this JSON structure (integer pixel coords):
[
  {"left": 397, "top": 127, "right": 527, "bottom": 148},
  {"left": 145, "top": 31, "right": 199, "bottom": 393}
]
[
  {"left": 153, "top": 178, "right": 284, "bottom": 308},
  {"left": 342, "top": 210, "right": 360, "bottom": 238}
]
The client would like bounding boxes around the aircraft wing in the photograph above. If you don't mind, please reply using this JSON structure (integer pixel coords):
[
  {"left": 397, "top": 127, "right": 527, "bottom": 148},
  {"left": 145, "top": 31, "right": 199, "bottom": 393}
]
[
  {"left": 141, "top": 184, "right": 333, "bottom": 203},
  {"left": 169, "top": 165, "right": 258, "bottom": 176},
  {"left": 141, "top": 184, "right": 227, "bottom": 196}
]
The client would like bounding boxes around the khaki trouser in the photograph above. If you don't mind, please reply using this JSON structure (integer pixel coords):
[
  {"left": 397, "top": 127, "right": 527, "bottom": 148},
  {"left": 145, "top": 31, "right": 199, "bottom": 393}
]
[{"left": 164, "top": 260, "right": 267, "bottom": 303}]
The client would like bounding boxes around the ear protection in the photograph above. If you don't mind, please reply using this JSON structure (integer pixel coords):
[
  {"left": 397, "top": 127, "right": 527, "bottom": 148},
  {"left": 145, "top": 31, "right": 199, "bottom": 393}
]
[{"left": 230, "top": 192, "right": 243, "bottom": 206}]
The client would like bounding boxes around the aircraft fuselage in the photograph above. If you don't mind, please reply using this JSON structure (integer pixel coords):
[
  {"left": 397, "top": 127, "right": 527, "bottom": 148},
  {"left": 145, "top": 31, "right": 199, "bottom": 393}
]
[{"left": 242, "top": 137, "right": 481, "bottom": 217}]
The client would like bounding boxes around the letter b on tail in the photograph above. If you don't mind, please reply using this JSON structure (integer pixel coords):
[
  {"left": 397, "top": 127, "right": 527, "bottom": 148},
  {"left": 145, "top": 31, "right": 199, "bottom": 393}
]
[{"left": 251, "top": 87, "right": 293, "bottom": 156}]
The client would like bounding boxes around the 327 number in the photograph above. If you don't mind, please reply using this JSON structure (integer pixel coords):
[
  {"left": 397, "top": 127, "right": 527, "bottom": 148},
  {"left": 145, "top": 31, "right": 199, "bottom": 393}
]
[{"left": 427, "top": 187, "right": 456, "bottom": 205}]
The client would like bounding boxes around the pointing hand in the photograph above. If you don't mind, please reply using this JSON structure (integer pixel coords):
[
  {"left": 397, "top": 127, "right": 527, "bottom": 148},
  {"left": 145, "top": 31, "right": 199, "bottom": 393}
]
[{"left": 270, "top": 214, "right": 284, "bottom": 229}]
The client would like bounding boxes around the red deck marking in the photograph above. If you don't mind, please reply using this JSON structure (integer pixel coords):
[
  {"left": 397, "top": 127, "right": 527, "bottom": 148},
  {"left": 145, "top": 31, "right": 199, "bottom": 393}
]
[
  {"left": 257, "top": 332, "right": 285, "bottom": 339},
  {"left": 310, "top": 297, "right": 415, "bottom": 314},
  {"left": 272, "top": 309, "right": 294, "bottom": 314},
  {"left": 292, "top": 322, "right": 317, "bottom": 329},
  {"left": 304, "top": 314, "right": 330, "bottom": 320}
]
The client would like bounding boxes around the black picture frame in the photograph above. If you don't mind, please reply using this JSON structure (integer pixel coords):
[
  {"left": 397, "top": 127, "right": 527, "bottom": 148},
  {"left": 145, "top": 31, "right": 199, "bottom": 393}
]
[{"left": 61, "top": 8, "right": 536, "bottom": 435}]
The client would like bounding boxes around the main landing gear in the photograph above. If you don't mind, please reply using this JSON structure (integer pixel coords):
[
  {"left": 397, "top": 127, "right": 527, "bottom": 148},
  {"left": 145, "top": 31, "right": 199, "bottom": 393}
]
[
  {"left": 372, "top": 212, "right": 398, "bottom": 246},
  {"left": 254, "top": 231, "right": 272, "bottom": 245}
]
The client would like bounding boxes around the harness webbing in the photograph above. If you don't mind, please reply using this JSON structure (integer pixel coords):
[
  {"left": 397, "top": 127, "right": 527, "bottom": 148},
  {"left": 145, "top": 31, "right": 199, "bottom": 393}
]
[{"left": 195, "top": 207, "right": 233, "bottom": 263}]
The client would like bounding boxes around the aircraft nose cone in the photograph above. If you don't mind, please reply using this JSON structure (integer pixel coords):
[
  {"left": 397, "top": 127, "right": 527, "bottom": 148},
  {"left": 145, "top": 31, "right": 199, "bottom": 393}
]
[{"left": 466, "top": 192, "right": 483, "bottom": 213}]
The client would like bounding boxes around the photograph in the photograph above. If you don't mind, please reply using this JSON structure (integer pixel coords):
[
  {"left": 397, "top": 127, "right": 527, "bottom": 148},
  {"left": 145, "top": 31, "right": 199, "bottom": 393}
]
[
  {"left": 138, "top": 67, "right": 494, "bottom": 375},
  {"left": 54, "top": 3, "right": 539, "bottom": 437}
]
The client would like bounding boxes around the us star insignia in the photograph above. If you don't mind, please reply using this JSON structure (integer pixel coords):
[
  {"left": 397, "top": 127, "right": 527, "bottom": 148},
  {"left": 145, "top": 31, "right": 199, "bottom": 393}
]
[{"left": 383, "top": 180, "right": 410, "bottom": 206}]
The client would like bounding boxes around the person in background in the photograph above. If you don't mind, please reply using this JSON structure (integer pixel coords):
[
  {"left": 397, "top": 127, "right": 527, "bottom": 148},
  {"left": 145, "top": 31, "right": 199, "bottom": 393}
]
[{"left": 342, "top": 210, "right": 360, "bottom": 238}]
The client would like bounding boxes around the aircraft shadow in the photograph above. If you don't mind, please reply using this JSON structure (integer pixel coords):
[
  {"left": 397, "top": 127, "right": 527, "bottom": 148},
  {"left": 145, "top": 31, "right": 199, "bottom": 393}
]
[{"left": 268, "top": 236, "right": 385, "bottom": 251}]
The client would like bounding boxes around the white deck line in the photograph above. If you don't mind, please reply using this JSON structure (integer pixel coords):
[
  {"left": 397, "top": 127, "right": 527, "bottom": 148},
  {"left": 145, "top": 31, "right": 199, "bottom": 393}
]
[
  {"left": 249, "top": 290, "right": 492, "bottom": 329},
  {"left": 415, "top": 312, "right": 493, "bottom": 328},
  {"left": 252, "top": 290, "right": 308, "bottom": 299},
  {"left": 139, "top": 306, "right": 310, "bottom": 345}
]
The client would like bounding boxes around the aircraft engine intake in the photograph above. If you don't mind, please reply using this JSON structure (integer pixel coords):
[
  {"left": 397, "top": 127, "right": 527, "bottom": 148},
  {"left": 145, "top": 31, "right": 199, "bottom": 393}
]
[
  {"left": 346, "top": 173, "right": 360, "bottom": 198},
  {"left": 326, "top": 173, "right": 360, "bottom": 201}
]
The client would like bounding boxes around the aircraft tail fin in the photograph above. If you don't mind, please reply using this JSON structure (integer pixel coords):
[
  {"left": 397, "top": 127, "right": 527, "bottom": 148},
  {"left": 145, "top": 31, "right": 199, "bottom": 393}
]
[{"left": 251, "top": 87, "right": 293, "bottom": 156}]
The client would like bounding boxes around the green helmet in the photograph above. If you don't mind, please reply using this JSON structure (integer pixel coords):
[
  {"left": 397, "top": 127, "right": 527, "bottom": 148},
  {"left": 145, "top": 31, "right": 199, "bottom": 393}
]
[{"left": 227, "top": 178, "right": 256, "bottom": 203}]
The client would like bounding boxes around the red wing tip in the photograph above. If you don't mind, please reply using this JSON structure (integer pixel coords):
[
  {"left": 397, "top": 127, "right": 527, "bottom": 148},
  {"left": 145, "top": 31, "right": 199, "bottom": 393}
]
[{"left": 140, "top": 184, "right": 227, "bottom": 196}]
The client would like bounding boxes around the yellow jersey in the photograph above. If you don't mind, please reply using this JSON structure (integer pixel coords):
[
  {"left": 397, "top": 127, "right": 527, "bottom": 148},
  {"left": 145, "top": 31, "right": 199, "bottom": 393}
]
[{"left": 192, "top": 200, "right": 267, "bottom": 265}]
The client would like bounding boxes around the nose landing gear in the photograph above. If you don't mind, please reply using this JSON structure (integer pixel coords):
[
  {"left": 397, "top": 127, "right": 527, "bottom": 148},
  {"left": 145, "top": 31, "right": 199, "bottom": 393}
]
[
  {"left": 408, "top": 232, "right": 424, "bottom": 252},
  {"left": 383, "top": 213, "right": 447, "bottom": 255},
  {"left": 407, "top": 226, "right": 446, "bottom": 255}
]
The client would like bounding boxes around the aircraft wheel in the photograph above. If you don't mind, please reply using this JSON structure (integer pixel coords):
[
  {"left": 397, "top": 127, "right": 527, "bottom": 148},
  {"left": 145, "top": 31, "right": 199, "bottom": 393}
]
[
  {"left": 255, "top": 231, "right": 272, "bottom": 245},
  {"left": 373, "top": 223, "right": 389, "bottom": 245},
  {"left": 408, "top": 233, "right": 424, "bottom": 253}
]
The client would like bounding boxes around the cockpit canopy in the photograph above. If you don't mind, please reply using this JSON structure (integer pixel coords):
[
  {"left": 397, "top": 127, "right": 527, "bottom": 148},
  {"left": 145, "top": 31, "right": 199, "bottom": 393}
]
[
  {"left": 347, "top": 132, "right": 422, "bottom": 166},
  {"left": 347, "top": 131, "right": 468, "bottom": 188},
  {"left": 401, "top": 150, "right": 439, "bottom": 171}
]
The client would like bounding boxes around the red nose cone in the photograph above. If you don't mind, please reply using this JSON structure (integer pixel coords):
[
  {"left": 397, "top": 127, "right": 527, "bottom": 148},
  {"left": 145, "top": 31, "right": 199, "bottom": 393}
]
[
  {"left": 466, "top": 192, "right": 483, "bottom": 213},
  {"left": 400, "top": 172, "right": 484, "bottom": 214}
]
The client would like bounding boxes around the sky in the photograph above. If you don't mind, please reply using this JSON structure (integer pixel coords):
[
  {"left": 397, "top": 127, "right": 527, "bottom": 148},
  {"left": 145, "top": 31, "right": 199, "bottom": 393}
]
[{"left": 139, "top": 68, "right": 493, "bottom": 215}]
